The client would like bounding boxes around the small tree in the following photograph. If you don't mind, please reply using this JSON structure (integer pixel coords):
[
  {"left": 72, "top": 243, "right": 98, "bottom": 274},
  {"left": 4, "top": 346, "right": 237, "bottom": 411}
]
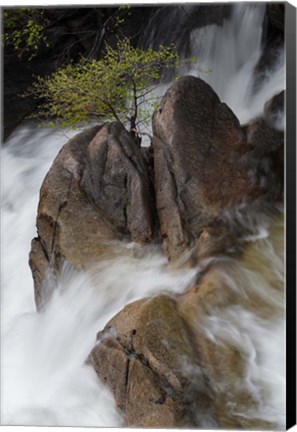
[{"left": 29, "top": 38, "right": 179, "bottom": 142}]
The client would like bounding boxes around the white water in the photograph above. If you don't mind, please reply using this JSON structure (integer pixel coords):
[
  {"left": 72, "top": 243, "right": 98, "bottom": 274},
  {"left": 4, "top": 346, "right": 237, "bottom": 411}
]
[
  {"left": 200, "top": 212, "right": 285, "bottom": 428},
  {"left": 187, "top": 3, "right": 285, "bottom": 124},
  {"left": 1, "top": 4, "right": 285, "bottom": 429},
  {"left": 1, "top": 122, "right": 198, "bottom": 426}
]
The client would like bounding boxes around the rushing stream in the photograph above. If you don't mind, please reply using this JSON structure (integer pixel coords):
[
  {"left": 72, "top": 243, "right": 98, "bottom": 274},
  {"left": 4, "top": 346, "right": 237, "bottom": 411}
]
[{"left": 1, "top": 3, "right": 285, "bottom": 428}]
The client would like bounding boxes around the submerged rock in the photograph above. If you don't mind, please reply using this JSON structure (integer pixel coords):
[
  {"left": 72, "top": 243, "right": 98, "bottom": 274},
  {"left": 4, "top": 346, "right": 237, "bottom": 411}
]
[{"left": 89, "top": 212, "right": 283, "bottom": 429}]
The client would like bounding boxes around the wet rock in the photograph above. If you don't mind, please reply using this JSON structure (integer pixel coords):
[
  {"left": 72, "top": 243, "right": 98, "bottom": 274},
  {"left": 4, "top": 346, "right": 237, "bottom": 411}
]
[
  {"left": 88, "top": 294, "right": 213, "bottom": 427},
  {"left": 29, "top": 123, "right": 154, "bottom": 309},
  {"left": 141, "top": 4, "right": 231, "bottom": 57},
  {"left": 264, "top": 90, "right": 284, "bottom": 129},
  {"left": 195, "top": 226, "right": 242, "bottom": 262},
  {"left": 152, "top": 76, "right": 268, "bottom": 261},
  {"left": 253, "top": 35, "right": 284, "bottom": 93},
  {"left": 29, "top": 237, "right": 57, "bottom": 310},
  {"left": 29, "top": 125, "right": 113, "bottom": 308},
  {"left": 89, "top": 228, "right": 282, "bottom": 429},
  {"left": 177, "top": 214, "right": 284, "bottom": 430},
  {"left": 243, "top": 115, "right": 284, "bottom": 198}
]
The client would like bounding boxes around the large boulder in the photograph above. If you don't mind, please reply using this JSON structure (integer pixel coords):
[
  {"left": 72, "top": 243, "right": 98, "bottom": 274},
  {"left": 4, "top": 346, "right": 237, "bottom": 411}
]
[
  {"left": 29, "top": 122, "right": 154, "bottom": 309},
  {"left": 88, "top": 294, "right": 213, "bottom": 428},
  {"left": 152, "top": 76, "right": 283, "bottom": 261}
]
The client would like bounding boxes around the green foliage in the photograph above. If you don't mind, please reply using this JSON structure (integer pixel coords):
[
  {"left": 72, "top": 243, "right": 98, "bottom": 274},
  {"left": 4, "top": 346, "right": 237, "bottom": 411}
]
[
  {"left": 3, "top": 8, "right": 48, "bottom": 59},
  {"left": 29, "top": 38, "right": 179, "bottom": 136}
]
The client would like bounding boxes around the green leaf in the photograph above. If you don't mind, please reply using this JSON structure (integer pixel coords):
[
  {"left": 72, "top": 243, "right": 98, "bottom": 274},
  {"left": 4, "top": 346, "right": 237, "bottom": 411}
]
[{"left": 28, "top": 36, "right": 189, "bottom": 136}]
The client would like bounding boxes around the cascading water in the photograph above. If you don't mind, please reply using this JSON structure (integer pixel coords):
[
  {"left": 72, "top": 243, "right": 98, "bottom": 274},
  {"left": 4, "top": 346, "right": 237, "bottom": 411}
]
[
  {"left": 1, "top": 3, "right": 285, "bottom": 428},
  {"left": 1, "top": 123, "right": 198, "bottom": 426},
  {"left": 187, "top": 3, "right": 285, "bottom": 124}
]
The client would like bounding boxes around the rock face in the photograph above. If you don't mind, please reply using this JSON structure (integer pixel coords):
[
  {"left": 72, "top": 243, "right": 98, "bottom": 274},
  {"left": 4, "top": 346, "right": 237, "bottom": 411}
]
[
  {"left": 88, "top": 294, "right": 213, "bottom": 427},
  {"left": 264, "top": 90, "right": 284, "bottom": 128},
  {"left": 253, "top": 35, "right": 284, "bottom": 93},
  {"left": 141, "top": 4, "right": 231, "bottom": 56},
  {"left": 243, "top": 116, "right": 284, "bottom": 197},
  {"left": 29, "top": 123, "right": 154, "bottom": 309},
  {"left": 152, "top": 76, "right": 282, "bottom": 261},
  {"left": 80, "top": 123, "right": 154, "bottom": 242}
]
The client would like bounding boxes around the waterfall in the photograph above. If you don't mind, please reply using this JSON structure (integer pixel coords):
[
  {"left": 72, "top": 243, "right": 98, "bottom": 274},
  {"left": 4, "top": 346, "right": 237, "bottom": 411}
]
[
  {"left": 1, "top": 123, "right": 197, "bottom": 425},
  {"left": 1, "top": 4, "right": 285, "bottom": 428},
  {"left": 186, "top": 3, "right": 284, "bottom": 123}
]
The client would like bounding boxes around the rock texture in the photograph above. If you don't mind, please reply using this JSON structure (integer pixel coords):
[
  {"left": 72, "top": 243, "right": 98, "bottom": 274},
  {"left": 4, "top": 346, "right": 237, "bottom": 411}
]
[
  {"left": 152, "top": 76, "right": 283, "bottom": 261},
  {"left": 264, "top": 90, "right": 284, "bottom": 128},
  {"left": 89, "top": 232, "right": 281, "bottom": 429},
  {"left": 253, "top": 35, "right": 284, "bottom": 93},
  {"left": 88, "top": 294, "right": 213, "bottom": 427},
  {"left": 80, "top": 123, "right": 154, "bottom": 242},
  {"left": 243, "top": 116, "right": 284, "bottom": 197},
  {"left": 29, "top": 122, "right": 154, "bottom": 309},
  {"left": 141, "top": 4, "right": 231, "bottom": 57}
]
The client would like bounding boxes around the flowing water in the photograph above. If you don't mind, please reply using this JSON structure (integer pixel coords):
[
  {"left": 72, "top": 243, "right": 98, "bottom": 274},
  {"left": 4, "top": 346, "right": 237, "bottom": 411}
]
[{"left": 1, "top": 4, "right": 285, "bottom": 429}]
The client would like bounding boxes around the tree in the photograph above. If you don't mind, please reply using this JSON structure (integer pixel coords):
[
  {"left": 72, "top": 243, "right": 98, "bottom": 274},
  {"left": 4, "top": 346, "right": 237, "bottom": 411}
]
[
  {"left": 2, "top": 7, "right": 149, "bottom": 63},
  {"left": 3, "top": 8, "right": 49, "bottom": 59},
  {"left": 29, "top": 38, "right": 179, "bottom": 142}
]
